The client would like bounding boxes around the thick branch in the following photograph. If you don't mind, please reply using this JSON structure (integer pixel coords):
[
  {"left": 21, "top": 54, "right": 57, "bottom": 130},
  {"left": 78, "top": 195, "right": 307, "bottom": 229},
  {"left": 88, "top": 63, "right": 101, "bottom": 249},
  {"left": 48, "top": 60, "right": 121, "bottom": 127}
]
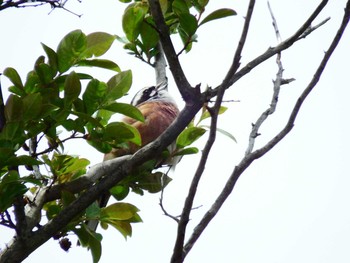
[
  {"left": 0, "top": 100, "right": 203, "bottom": 263},
  {"left": 148, "top": 0, "right": 199, "bottom": 103},
  {"left": 183, "top": 0, "right": 350, "bottom": 255}
]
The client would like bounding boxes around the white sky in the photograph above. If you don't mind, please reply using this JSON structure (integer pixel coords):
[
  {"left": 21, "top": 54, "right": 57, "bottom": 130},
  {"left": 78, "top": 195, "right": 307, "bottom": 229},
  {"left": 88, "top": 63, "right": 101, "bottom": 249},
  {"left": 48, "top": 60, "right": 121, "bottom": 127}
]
[{"left": 1, "top": 0, "right": 350, "bottom": 262}]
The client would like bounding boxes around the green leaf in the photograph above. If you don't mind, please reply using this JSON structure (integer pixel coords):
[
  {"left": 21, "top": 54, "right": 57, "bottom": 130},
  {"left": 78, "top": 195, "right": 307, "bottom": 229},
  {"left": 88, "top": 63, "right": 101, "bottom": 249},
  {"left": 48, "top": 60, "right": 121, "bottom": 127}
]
[
  {"left": 105, "top": 220, "right": 132, "bottom": 239},
  {"left": 110, "top": 185, "right": 130, "bottom": 201},
  {"left": 87, "top": 139, "right": 113, "bottom": 154},
  {"left": 103, "top": 122, "right": 141, "bottom": 146},
  {"left": 179, "top": 13, "right": 198, "bottom": 37},
  {"left": 89, "top": 231, "right": 102, "bottom": 263},
  {"left": 62, "top": 157, "right": 90, "bottom": 174},
  {"left": 35, "top": 62, "right": 55, "bottom": 85},
  {"left": 23, "top": 70, "right": 40, "bottom": 94},
  {"left": 198, "top": 106, "right": 228, "bottom": 124},
  {"left": 3, "top": 67, "right": 24, "bottom": 91},
  {"left": 76, "top": 59, "right": 120, "bottom": 72},
  {"left": 0, "top": 171, "right": 28, "bottom": 212},
  {"left": 57, "top": 29, "right": 87, "bottom": 73},
  {"left": 200, "top": 125, "right": 237, "bottom": 143},
  {"left": 22, "top": 93, "right": 43, "bottom": 120},
  {"left": 137, "top": 172, "right": 172, "bottom": 193},
  {"left": 122, "top": 3, "right": 148, "bottom": 42},
  {"left": 86, "top": 202, "right": 101, "bottom": 219},
  {"left": 41, "top": 43, "right": 58, "bottom": 74},
  {"left": 174, "top": 147, "right": 199, "bottom": 156},
  {"left": 7, "top": 155, "right": 42, "bottom": 167},
  {"left": 64, "top": 71, "right": 81, "bottom": 108},
  {"left": 106, "top": 70, "right": 132, "bottom": 101},
  {"left": 82, "top": 79, "right": 107, "bottom": 115},
  {"left": 176, "top": 126, "right": 206, "bottom": 148},
  {"left": 46, "top": 204, "right": 61, "bottom": 220},
  {"left": 102, "top": 102, "right": 144, "bottom": 122},
  {"left": 100, "top": 202, "right": 139, "bottom": 221},
  {"left": 74, "top": 225, "right": 102, "bottom": 263},
  {"left": 5, "top": 94, "right": 23, "bottom": 122},
  {"left": 172, "top": 0, "right": 189, "bottom": 15},
  {"left": 199, "top": 8, "right": 237, "bottom": 26},
  {"left": 0, "top": 148, "right": 15, "bottom": 168},
  {"left": 140, "top": 18, "right": 159, "bottom": 51},
  {"left": 82, "top": 32, "right": 116, "bottom": 58},
  {"left": 0, "top": 122, "right": 24, "bottom": 143}
]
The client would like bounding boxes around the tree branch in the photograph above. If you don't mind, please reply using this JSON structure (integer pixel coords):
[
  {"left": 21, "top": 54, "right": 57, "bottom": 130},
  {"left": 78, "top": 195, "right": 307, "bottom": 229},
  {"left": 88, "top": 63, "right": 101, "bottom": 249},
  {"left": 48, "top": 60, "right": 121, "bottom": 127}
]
[
  {"left": 0, "top": 99, "right": 204, "bottom": 263},
  {"left": 182, "top": 0, "right": 350, "bottom": 256},
  {"left": 148, "top": 0, "right": 200, "bottom": 103},
  {"left": 207, "top": 0, "right": 330, "bottom": 100}
]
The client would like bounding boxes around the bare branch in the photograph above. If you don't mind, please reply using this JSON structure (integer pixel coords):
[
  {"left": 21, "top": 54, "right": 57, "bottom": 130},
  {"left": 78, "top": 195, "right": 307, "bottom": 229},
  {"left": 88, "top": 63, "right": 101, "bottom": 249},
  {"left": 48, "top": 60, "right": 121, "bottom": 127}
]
[
  {"left": 245, "top": 53, "right": 285, "bottom": 155},
  {"left": 206, "top": 0, "right": 330, "bottom": 101},
  {"left": 223, "top": 0, "right": 256, "bottom": 85},
  {"left": 245, "top": 1, "right": 291, "bottom": 155},
  {"left": 267, "top": 1, "right": 282, "bottom": 42},
  {"left": 183, "top": 0, "right": 350, "bottom": 256}
]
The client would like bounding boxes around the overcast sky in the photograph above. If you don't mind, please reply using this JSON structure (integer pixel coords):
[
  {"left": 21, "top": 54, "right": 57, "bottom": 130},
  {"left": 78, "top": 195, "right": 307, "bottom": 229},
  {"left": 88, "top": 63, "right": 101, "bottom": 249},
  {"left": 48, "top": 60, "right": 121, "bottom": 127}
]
[{"left": 1, "top": 0, "right": 350, "bottom": 262}]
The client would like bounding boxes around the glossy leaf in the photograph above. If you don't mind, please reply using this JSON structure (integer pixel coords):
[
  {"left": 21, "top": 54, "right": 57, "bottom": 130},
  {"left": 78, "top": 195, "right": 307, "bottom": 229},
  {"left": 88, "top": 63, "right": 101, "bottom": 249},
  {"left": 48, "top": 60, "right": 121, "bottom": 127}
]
[
  {"left": 200, "top": 125, "right": 237, "bottom": 143},
  {"left": 137, "top": 172, "right": 172, "bottom": 193},
  {"left": 100, "top": 202, "right": 139, "bottom": 221},
  {"left": 122, "top": 3, "right": 148, "bottom": 42},
  {"left": 5, "top": 94, "right": 23, "bottom": 122},
  {"left": 82, "top": 32, "right": 116, "bottom": 58},
  {"left": 110, "top": 185, "right": 130, "bottom": 201},
  {"left": 172, "top": 0, "right": 189, "bottom": 15},
  {"left": 82, "top": 79, "right": 108, "bottom": 115},
  {"left": 41, "top": 43, "right": 58, "bottom": 74},
  {"left": 176, "top": 126, "right": 206, "bottom": 148},
  {"left": 140, "top": 19, "right": 159, "bottom": 51},
  {"left": 199, "top": 8, "right": 237, "bottom": 26},
  {"left": 198, "top": 106, "right": 228, "bottom": 123},
  {"left": 106, "top": 70, "right": 132, "bottom": 101},
  {"left": 102, "top": 102, "right": 144, "bottom": 122},
  {"left": 35, "top": 63, "right": 55, "bottom": 85},
  {"left": 23, "top": 70, "right": 40, "bottom": 94},
  {"left": 0, "top": 172, "right": 28, "bottom": 212},
  {"left": 57, "top": 29, "right": 87, "bottom": 73},
  {"left": 64, "top": 71, "right": 81, "bottom": 108},
  {"left": 103, "top": 121, "right": 141, "bottom": 146},
  {"left": 3, "top": 67, "right": 24, "bottom": 90},
  {"left": 87, "top": 139, "right": 113, "bottom": 154},
  {"left": 76, "top": 59, "right": 120, "bottom": 72},
  {"left": 7, "top": 155, "right": 42, "bottom": 167},
  {"left": 174, "top": 147, "right": 199, "bottom": 156},
  {"left": 22, "top": 93, "right": 43, "bottom": 120},
  {"left": 86, "top": 202, "right": 101, "bottom": 219},
  {"left": 179, "top": 13, "right": 198, "bottom": 37}
]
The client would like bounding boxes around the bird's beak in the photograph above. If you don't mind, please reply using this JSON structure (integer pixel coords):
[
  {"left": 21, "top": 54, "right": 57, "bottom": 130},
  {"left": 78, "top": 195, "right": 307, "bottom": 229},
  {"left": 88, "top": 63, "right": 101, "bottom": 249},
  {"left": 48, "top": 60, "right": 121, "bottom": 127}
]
[{"left": 156, "top": 79, "right": 168, "bottom": 91}]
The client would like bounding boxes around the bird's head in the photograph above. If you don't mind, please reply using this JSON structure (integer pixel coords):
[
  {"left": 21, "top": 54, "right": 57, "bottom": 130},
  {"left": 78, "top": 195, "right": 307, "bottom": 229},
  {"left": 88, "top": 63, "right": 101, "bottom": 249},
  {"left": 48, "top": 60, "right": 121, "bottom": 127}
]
[{"left": 131, "top": 81, "right": 176, "bottom": 106}]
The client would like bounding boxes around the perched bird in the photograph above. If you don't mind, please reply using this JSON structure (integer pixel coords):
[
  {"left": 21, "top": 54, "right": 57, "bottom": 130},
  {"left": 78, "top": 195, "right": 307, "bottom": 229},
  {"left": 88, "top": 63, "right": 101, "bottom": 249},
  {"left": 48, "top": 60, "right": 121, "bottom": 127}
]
[
  {"left": 87, "top": 81, "right": 179, "bottom": 232},
  {"left": 104, "top": 81, "right": 179, "bottom": 160}
]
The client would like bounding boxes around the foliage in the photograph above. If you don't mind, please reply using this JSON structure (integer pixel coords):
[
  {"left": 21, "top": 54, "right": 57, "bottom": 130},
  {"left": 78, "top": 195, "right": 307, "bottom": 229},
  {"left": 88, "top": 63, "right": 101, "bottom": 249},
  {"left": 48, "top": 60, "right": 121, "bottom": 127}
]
[
  {"left": 118, "top": 0, "right": 236, "bottom": 63},
  {"left": 0, "top": 1, "right": 236, "bottom": 262}
]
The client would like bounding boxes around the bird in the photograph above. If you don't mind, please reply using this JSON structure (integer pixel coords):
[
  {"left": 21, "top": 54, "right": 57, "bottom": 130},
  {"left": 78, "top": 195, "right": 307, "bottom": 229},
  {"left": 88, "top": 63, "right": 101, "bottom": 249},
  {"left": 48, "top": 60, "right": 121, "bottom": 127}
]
[{"left": 86, "top": 81, "right": 179, "bottom": 232}]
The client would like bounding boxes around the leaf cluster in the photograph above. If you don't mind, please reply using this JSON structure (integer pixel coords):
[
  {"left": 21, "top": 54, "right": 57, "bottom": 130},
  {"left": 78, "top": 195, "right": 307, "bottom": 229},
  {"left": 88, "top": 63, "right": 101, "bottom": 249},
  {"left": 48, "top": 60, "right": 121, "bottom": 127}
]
[{"left": 118, "top": 0, "right": 236, "bottom": 63}]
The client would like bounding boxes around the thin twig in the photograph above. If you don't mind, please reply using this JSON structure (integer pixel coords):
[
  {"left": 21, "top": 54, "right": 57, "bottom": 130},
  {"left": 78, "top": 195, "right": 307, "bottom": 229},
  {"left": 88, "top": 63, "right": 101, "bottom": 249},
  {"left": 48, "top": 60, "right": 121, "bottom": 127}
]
[
  {"left": 245, "top": 1, "right": 290, "bottom": 155},
  {"left": 207, "top": 0, "right": 330, "bottom": 100},
  {"left": 268, "top": 1, "right": 282, "bottom": 42}
]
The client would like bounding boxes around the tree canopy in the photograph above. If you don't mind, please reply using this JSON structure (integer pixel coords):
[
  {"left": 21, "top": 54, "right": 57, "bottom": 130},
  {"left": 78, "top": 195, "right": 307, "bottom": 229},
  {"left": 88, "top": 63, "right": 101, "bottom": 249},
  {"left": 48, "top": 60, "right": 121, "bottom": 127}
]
[{"left": 1, "top": 0, "right": 350, "bottom": 263}]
